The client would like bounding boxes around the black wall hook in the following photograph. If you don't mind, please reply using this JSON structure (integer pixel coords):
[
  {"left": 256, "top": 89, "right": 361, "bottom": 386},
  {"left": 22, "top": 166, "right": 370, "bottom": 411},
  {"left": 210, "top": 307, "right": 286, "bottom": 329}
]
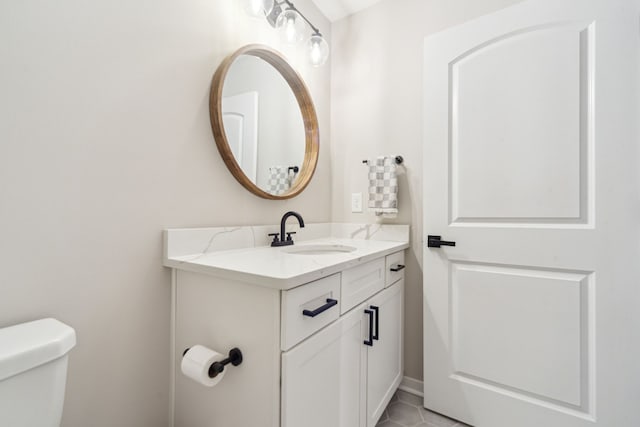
[{"left": 183, "top": 347, "right": 244, "bottom": 379}]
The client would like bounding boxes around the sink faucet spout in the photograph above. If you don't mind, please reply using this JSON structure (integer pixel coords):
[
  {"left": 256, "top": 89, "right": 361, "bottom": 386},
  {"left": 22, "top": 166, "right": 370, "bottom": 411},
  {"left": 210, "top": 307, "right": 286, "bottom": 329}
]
[{"left": 271, "top": 211, "right": 305, "bottom": 247}]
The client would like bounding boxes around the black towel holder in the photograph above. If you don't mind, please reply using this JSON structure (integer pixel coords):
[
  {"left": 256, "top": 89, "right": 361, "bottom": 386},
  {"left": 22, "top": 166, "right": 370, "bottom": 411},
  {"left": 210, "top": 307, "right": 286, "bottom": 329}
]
[{"left": 362, "top": 156, "right": 404, "bottom": 165}]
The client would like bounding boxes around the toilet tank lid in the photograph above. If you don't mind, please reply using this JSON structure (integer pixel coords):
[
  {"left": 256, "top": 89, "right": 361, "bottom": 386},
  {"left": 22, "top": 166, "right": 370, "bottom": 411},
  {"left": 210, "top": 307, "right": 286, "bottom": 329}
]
[{"left": 0, "top": 318, "right": 76, "bottom": 382}]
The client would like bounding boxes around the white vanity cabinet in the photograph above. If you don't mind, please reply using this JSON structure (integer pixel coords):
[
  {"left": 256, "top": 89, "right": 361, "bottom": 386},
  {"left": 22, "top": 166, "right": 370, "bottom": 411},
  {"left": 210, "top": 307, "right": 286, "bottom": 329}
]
[
  {"left": 281, "top": 302, "right": 366, "bottom": 427},
  {"left": 170, "top": 246, "right": 406, "bottom": 427},
  {"left": 281, "top": 279, "right": 404, "bottom": 427},
  {"left": 365, "top": 279, "right": 403, "bottom": 427}
]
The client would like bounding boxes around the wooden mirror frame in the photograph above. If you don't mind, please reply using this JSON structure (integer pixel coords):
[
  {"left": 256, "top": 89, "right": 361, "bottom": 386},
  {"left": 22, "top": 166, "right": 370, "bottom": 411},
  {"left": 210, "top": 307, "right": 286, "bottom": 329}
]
[{"left": 209, "top": 44, "right": 320, "bottom": 200}]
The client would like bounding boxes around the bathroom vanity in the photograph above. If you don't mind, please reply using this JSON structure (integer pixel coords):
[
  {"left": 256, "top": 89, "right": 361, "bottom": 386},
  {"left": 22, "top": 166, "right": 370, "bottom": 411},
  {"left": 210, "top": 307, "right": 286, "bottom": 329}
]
[{"left": 164, "top": 223, "right": 409, "bottom": 427}]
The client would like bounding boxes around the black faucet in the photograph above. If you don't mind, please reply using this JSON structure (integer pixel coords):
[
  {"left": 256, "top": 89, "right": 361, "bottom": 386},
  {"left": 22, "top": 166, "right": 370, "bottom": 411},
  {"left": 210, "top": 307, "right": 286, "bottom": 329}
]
[{"left": 269, "top": 211, "right": 305, "bottom": 247}]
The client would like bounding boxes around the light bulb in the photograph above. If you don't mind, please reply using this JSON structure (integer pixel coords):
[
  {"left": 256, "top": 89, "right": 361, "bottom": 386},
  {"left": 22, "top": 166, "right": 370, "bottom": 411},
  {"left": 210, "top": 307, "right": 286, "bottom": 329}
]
[
  {"left": 243, "top": 0, "right": 274, "bottom": 18},
  {"left": 275, "top": 8, "right": 306, "bottom": 44},
  {"left": 307, "top": 34, "right": 329, "bottom": 67}
]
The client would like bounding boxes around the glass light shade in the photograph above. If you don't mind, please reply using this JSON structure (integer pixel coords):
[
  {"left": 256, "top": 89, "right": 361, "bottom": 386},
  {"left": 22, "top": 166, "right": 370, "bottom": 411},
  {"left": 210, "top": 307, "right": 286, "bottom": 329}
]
[
  {"left": 307, "top": 34, "right": 329, "bottom": 67},
  {"left": 243, "top": 0, "right": 274, "bottom": 18},
  {"left": 275, "top": 8, "right": 306, "bottom": 44}
]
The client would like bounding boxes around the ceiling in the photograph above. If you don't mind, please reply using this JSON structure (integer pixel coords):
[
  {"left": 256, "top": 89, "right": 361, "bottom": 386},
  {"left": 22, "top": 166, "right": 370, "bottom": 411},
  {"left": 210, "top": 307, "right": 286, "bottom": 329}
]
[{"left": 310, "top": 0, "right": 384, "bottom": 22}]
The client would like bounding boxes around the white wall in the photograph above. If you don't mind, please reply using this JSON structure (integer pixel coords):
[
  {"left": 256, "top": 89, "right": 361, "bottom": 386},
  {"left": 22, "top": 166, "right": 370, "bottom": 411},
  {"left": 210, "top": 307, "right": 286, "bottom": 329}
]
[
  {"left": 0, "top": 1, "right": 331, "bottom": 426},
  {"left": 330, "top": 0, "right": 524, "bottom": 381}
]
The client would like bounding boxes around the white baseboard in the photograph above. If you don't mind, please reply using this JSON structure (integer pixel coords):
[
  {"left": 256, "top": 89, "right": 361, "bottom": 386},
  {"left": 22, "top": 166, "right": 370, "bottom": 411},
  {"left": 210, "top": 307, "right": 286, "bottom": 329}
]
[{"left": 398, "top": 376, "right": 424, "bottom": 397}]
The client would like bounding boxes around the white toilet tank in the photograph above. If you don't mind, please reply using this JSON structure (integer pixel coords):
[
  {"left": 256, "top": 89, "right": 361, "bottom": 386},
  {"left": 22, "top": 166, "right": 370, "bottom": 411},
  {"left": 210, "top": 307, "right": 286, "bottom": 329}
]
[{"left": 0, "top": 318, "right": 76, "bottom": 427}]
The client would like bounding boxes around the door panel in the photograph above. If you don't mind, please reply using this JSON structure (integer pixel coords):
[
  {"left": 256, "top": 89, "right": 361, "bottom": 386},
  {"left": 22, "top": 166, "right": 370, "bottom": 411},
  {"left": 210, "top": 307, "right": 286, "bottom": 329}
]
[
  {"left": 221, "top": 91, "right": 258, "bottom": 182},
  {"left": 451, "top": 23, "right": 591, "bottom": 224},
  {"left": 451, "top": 263, "right": 589, "bottom": 407},
  {"left": 423, "top": 0, "right": 640, "bottom": 426}
]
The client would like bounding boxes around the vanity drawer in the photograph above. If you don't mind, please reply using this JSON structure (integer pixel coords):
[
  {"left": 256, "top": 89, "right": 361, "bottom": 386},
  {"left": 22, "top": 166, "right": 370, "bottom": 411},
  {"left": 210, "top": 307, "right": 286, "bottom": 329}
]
[
  {"left": 281, "top": 273, "right": 341, "bottom": 351},
  {"left": 340, "top": 258, "right": 385, "bottom": 314},
  {"left": 385, "top": 251, "right": 405, "bottom": 287}
]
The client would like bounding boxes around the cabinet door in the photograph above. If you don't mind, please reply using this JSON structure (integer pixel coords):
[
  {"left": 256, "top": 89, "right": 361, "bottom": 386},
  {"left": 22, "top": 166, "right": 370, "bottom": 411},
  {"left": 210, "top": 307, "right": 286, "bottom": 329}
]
[
  {"left": 366, "top": 279, "right": 404, "bottom": 427},
  {"left": 282, "top": 305, "right": 367, "bottom": 427}
]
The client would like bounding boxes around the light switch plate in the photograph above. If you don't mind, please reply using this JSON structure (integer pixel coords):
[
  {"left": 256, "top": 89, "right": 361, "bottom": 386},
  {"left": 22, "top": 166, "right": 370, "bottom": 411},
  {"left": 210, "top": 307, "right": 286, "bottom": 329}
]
[{"left": 351, "top": 192, "right": 363, "bottom": 213}]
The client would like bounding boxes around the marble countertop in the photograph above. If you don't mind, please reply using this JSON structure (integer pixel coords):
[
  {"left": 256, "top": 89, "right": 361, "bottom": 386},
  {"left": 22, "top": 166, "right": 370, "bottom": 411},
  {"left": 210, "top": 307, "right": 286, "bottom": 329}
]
[{"left": 165, "top": 236, "right": 409, "bottom": 290}]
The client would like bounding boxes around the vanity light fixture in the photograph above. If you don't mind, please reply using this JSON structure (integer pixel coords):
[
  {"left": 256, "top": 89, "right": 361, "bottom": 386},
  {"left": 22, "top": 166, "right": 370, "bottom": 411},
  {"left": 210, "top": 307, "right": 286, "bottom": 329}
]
[
  {"left": 245, "top": 0, "right": 330, "bottom": 67},
  {"left": 243, "top": 0, "right": 275, "bottom": 18},
  {"left": 275, "top": 7, "right": 306, "bottom": 44},
  {"left": 307, "top": 33, "right": 329, "bottom": 67}
]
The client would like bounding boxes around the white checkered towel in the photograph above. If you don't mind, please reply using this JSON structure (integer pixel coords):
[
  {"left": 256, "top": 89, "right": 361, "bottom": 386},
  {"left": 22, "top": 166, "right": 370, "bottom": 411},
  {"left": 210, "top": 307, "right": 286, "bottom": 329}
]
[
  {"left": 367, "top": 156, "right": 398, "bottom": 217},
  {"left": 267, "top": 166, "right": 288, "bottom": 195},
  {"left": 267, "top": 166, "right": 297, "bottom": 195}
]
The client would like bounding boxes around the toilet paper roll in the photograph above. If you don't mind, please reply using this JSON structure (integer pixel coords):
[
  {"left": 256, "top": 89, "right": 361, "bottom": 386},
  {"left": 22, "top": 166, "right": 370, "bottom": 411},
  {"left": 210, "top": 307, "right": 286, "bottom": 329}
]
[{"left": 181, "top": 345, "right": 226, "bottom": 387}]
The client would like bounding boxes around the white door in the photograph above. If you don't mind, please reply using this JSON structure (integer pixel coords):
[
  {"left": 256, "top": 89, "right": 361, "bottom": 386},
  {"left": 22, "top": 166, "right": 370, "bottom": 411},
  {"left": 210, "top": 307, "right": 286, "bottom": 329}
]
[
  {"left": 423, "top": 1, "right": 640, "bottom": 426},
  {"left": 366, "top": 280, "right": 404, "bottom": 427},
  {"left": 222, "top": 91, "right": 258, "bottom": 182},
  {"left": 281, "top": 305, "right": 366, "bottom": 427}
]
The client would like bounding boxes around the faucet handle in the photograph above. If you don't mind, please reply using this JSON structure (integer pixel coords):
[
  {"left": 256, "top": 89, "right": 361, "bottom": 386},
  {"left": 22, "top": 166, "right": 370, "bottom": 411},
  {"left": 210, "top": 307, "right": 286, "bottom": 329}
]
[
  {"left": 268, "top": 233, "right": 280, "bottom": 243},
  {"left": 285, "top": 231, "right": 297, "bottom": 242}
]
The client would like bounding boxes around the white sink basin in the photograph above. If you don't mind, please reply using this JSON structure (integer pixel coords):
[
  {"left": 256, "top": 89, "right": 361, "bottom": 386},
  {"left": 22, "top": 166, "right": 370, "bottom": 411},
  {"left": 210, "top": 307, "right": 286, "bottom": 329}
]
[{"left": 282, "top": 244, "right": 357, "bottom": 255}]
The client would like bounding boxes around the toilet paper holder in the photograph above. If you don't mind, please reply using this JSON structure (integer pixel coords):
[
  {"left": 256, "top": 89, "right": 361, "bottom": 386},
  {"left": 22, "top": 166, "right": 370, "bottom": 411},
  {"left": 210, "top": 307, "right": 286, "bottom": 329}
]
[{"left": 183, "top": 347, "right": 243, "bottom": 379}]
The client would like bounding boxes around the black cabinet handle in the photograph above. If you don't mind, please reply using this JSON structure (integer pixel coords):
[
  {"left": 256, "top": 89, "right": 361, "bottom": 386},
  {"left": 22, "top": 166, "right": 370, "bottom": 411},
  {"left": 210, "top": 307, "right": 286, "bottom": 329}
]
[
  {"left": 364, "top": 309, "right": 374, "bottom": 346},
  {"left": 427, "top": 235, "right": 456, "bottom": 248},
  {"left": 390, "top": 264, "right": 405, "bottom": 272},
  {"left": 302, "top": 298, "right": 338, "bottom": 317},
  {"left": 370, "top": 305, "right": 379, "bottom": 340}
]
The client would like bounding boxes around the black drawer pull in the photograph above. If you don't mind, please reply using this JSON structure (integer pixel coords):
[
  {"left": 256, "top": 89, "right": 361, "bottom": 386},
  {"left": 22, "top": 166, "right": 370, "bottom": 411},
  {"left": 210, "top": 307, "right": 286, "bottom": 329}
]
[
  {"left": 390, "top": 264, "right": 405, "bottom": 272},
  {"left": 364, "top": 309, "right": 374, "bottom": 346},
  {"left": 370, "top": 305, "right": 379, "bottom": 340},
  {"left": 302, "top": 298, "right": 338, "bottom": 317}
]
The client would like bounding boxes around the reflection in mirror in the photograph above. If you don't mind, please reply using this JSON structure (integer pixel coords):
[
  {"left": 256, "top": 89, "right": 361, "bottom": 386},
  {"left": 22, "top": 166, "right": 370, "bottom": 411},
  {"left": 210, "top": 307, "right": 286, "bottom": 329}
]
[
  {"left": 221, "top": 55, "right": 305, "bottom": 194},
  {"left": 209, "top": 45, "right": 319, "bottom": 200}
]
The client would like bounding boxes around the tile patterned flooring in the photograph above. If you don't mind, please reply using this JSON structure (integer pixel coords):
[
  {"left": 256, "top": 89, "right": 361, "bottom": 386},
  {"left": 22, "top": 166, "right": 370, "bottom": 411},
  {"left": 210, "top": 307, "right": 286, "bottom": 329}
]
[{"left": 376, "top": 390, "right": 471, "bottom": 427}]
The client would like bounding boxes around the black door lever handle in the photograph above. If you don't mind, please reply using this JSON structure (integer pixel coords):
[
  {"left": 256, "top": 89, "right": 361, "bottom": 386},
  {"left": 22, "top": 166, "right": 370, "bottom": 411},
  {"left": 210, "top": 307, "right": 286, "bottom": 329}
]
[{"left": 427, "top": 235, "right": 456, "bottom": 248}]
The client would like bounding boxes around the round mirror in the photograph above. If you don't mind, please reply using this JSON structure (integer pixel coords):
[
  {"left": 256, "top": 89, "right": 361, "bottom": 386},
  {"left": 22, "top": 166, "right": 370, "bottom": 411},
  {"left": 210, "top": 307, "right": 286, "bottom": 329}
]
[{"left": 209, "top": 45, "right": 319, "bottom": 199}]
